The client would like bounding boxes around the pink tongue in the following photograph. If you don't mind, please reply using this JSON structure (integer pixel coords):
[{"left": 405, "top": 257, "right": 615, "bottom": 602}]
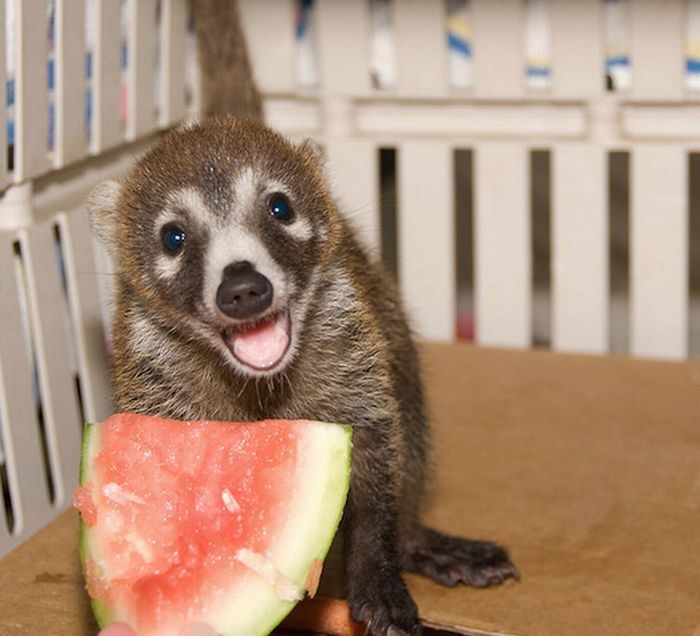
[{"left": 229, "top": 314, "right": 290, "bottom": 370}]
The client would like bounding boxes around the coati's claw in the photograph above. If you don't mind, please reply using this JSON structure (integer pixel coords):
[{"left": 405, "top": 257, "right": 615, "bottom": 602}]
[
  {"left": 348, "top": 579, "right": 422, "bottom": 636},
  {"left": 402, "top": 527, "right": 520, "bottom": 589}
]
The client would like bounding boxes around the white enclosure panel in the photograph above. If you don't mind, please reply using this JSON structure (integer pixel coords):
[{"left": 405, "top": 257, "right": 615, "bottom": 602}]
[
  {"left": 0, "top": 236, "right": 54, "bottom": 553},
  {"left": 0, "top": 0, "right": 7, "bottom": 186},
  {"left": 472, "top": 0, "right": 524, "bottom": 99},
  {"left": 623, "top": 104, "right": 700, "bottom": 140},
  {"left": 550, "top": 0, "right": 604, "bottom": 99},
  {"left": 239, "top": 0, "right": 296, "bottom": 93},
  {"left": 398, "top": 142, "right": 455, "bottom": 341},
  {"left": 19, "top": 223, "right": 82, "bottom": 507},
  {"left": 325, "top": 140, "right": 380, "bottom": 255},
  {"left": 631, "top": 145, "right": 688, "bottom": 359},
  {"left": 92, "top": 0, "right": 123, "bottom": 153},
  {"left": 159, "top": 0, "right": 188, "bottom": 127},
  {"left": 394, "top": 0, "right": 448, "bottom": 97},
  {"left": 552, "top": 144, "right": 608, "bottom": 353},
  {"left": 474, "top": 143, "right": 530, "bottom": 347},
  {"left": 55, "top": 0, "right": 87, "bottom": 168},
  {"left": 126, "top": 0, "right": 158, "bottom": 140},
  {"left": 316, "top": 0, "right": 371, "bottom": 95},
  {"left": 355, "top": 101, "right": 586, "bottom": 139},
  {"left": 14, "top": 0, "right": 50, "bottom": 181},
  {"left": 630, "top": 0, "right": 685, "bottom": 101},
  {"left": 57, "top": 210, "right": 113, "bottom": 424}
]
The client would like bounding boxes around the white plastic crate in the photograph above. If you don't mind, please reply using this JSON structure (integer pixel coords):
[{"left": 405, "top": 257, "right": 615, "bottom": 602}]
[{"left": 0, "top": 0, "right": 698, "bottom": 555}]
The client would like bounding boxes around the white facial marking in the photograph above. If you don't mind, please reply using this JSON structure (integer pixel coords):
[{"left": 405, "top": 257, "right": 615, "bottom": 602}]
[
  {"left": 168, "top": 187, "right": 211, "bottom": 228},
  {"left": 155, "top": 254, "right": 182, "bottom": 281},
  {"left": 281, "top": 216, "right": 313, "bottom": 241},
  {"left": 233, "top": 167, "right": 258, "bottom": 210}
]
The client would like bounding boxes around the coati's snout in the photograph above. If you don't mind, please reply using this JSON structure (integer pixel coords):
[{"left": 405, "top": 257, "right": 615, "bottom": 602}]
[
  {"left": 215, "top": 261, "right": 292, "bottom": 373},
  {"left": 216, "top": 261, "right": 273, "bottom": 319}
]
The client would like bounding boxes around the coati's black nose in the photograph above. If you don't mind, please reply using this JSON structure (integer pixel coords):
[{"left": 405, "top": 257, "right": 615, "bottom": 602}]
[{"left": 216, "top": 261, "right": 273, "bottom": 320}]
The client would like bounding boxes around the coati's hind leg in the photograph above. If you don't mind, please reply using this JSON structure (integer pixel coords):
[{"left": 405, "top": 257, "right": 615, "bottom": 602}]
[{"left": 401, "top": 526, "right": 520, "bottom": 588}]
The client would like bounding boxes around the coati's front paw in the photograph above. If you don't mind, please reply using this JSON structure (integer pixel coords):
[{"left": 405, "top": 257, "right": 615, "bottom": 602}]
[
  {"left": 403, "top": 527, "right": 520, "bottom": 588},
  {"left": 348, "top": 575, "right": 422, "bottom": 635}
]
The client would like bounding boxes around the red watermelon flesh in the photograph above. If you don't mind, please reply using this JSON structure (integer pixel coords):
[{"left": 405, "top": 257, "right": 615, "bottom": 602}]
[{"left": 74, "top": 413, "right": 352, "bottom": 636}]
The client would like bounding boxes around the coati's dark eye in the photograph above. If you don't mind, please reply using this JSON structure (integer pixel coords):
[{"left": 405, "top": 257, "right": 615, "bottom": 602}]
[
  {"left": 161, "top": 223, "right": 186, "bottom": 254},
  {"left": 268, "top": 193, "right": 294, "bottom": 222}
]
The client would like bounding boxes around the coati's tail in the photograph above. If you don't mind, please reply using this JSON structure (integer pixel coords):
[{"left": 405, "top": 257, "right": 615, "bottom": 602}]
[{"left": 190, "top": 0, "right": 263, "bottom": 120}]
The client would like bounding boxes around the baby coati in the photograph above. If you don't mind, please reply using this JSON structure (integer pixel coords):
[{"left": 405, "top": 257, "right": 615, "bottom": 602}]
[{"left": 88, "top": 3, "right": 518, "bottom": 635}]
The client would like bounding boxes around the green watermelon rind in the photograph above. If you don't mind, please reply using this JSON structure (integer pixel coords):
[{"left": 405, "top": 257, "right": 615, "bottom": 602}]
[
  {"left": 78, "top": 422, "right": 116, "bottom": 629},
  {"left": 77, "top": 419, "right": 352, "bottom": 635}
]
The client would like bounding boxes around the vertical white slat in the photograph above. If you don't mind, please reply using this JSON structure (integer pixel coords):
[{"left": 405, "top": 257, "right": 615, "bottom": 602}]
[
  {"left": 630, "top": 0, "right": 685, "bottom": 101},
  {"left": 550, "top": 0, "right": 604, "bottom": 99},
  {"left": 0, "top": 0, "right": 7, "bottom": 187},
  {"left": 55, "top": 0, "right": 87, "bottom": 167},
  {"left": 472, "top": 0, "right": 525, "bottom": 99},
  {"left": 0, "top": 235, "right": 54, "bottom": 549},
  {"left": 126, "top": 0, "right": 158, "bottom": 140},
  {"left": 57, "top": 210, "right": 113, "bottom": 423},
  {"left": 19, "top": 223, "right": 83, "bottom": 507},
  {"left": 92, "top": 0, "right": 123, "bottom": 153},
  {"left": 315, "top": 0, "right": 371, "bottom": 95},
  {"left": 398, "top": 142, "right": 454, "bottom": 341},
  {"left": 394, "top": 0, "right": 448, "bottom": 97},
  {"left": 631, "top": 145, "right": 688, "bottom": 359},
  {"left": 14, "top": 0, "right": 50, "bottom": 181},
  {"left": 239, "top": 0, "right": 296, "bottom": 93},
  {"left": 474, "top": 143, "right": 530, "bottom": 347},
  {"left": 552, "top": 144, "right": 608, "bottom": 353},
  {"left": 159, "top": 0, "right": 188, "bottom": 127},
  {"left": 325, "top": 141, "right": 380, "bottom": 255}
]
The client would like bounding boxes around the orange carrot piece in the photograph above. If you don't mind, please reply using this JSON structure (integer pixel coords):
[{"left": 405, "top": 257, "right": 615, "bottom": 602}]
[{"left": 281, "top": 597, "right": 366, "bottom": 635}]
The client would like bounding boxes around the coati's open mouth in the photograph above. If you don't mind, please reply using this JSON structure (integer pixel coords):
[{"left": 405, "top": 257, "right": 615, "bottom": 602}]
[{"left": 221, "top": 309, "right": 291, "bottom": 373}]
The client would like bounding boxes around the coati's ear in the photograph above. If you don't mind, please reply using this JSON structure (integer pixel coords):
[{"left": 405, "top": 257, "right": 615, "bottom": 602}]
[
  {"left": 297, "top": 138, "right": 326, "bottom": 167},
  {"left": 87, "top": 180, "right": 122, "bottom": 255}
]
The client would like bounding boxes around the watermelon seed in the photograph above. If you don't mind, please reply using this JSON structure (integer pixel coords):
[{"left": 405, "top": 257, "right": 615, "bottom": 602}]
[
  {"left": 234, "top": 548, "right": 303, "bottom": 602},
  {"left": 103, "top": 482, "right": 146, "bottom": 505},
  {"left": 220, "top": 488, "right": 240, "bottom": 513}
]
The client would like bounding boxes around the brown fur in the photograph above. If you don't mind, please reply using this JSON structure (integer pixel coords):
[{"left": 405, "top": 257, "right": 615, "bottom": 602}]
[
  {"left": 89, "top": 5, "right": 518, "bottom": 633},
  {"left": 190, "top": 0, "right": 263, "bottom": 119}
]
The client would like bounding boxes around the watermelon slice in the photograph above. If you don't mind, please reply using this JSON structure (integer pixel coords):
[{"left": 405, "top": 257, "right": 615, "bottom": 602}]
[{"left": 74, "top": 413, "right": 352, "bottom": 636}]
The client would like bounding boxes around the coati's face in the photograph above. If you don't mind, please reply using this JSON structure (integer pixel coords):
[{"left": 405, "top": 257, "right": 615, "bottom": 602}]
[{"left": 89, "top": 117, "right": 341, "bottom": 378}]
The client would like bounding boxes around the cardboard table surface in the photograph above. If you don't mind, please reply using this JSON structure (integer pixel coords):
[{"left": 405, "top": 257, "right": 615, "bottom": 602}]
[{"left": 1, "top": 343, "right": 699, "bottom": 635}]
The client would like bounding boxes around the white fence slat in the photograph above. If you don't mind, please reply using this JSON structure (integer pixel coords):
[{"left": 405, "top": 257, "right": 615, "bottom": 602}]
[
  {"left": 159, "top": 0, "right": 188, "bottom": 127},
  {"left": 472, "top": 0, "right": 524, "bottom": 99},
  {"left": 92, "top": 0, "right": 123, "bottom": 153},
  {"left": 326, "top": 140, "right": 380, "bottom": 255},
  {"left": 19, "top": 223, "right": 82, "bottom": 507},
  {"left": 239, "top": 0, "right": 296, "bottom": 93},
  {"left": 631, "top": 145, "right": 688, "bottom": 359},
  {"left": 55, "top": 0, "right": 87, "bottom": 167},
  {"left": 0, "top": 0, "right": 6, "bottom": 187},
  {"left": 57, "top": 210, "right": 113, "bottom": 423},
  {"left": 550, "top": 0, "right": 604, "bottom": 99},
  {"left": 0, "top": 236, "right": 53, "bottom": 553},
  {"left": 630, "top": 0, "right": 685, "bottom": 101},
  {"left": 552, "top": 144, "right": 608, "bottom": 353},
  {"left": 315, "top": 0, "right": 371, "bottom": 95},
  {"left": 126, "top": 0, "right": 158, "bottom": 140},
  {"left": 14, "top": 0, "right": 50, "bottom": 181},
  {"left": 394, "top": 0, "right": 447, "bottom": 97},
  {"left": 474, "top": 143, "right": 530, "bottom": 347},
  {"left": 398, "top": 142, "right": 454, "bottom": 341}
]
